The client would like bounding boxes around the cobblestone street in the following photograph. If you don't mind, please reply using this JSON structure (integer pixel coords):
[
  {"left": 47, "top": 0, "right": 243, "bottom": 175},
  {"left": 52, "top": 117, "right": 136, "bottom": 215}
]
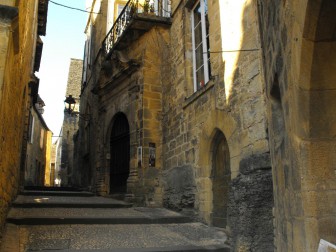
[{"left": 0, "top": 189, "right": 230, "bottom": 251}]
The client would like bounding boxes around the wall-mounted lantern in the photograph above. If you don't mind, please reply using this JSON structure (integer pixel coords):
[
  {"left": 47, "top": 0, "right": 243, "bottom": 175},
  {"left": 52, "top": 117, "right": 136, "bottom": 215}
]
[{"left": 64, "top": 95, "right": 76, "bottom": 114}]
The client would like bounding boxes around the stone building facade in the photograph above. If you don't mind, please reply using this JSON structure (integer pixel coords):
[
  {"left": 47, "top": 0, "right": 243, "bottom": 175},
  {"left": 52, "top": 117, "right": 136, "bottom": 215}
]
[
  {"left": 163, "top": 2, "right": 273, "bottom": 250},
  {"left": 60, "top": 58, "right": 83, "bottom": 186},
  {"left": 257, "top": 0, "right": 336, "bottom": 251},
  {"left": 25, "top": 96, "right": 52, "bottom": 187},
  {"left": 48, "top": 140, "right": 56, "bottom": 187},
  {"left": 0, "top": 0, "right": 48, "bottom": 238},
  {"left": 78, "top": 0, "right": 273, "bottom": 250},
  {"left": 54, "top": 136, "right": 62, "bottom": 186}
]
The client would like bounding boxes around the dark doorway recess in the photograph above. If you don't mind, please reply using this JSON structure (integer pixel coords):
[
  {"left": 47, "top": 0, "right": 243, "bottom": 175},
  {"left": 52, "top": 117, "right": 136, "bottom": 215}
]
[
  {"left": 110, "top": 113, "right": 130, "bottom": 193},
  {"left": 211, "top": 130, "right": 231, "bottom": 228}
]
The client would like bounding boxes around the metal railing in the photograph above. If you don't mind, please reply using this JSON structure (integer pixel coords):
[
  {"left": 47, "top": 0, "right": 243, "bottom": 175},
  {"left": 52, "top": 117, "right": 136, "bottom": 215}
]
[{"left": 102, "top": 0, "right": 171, "bottom": 56}]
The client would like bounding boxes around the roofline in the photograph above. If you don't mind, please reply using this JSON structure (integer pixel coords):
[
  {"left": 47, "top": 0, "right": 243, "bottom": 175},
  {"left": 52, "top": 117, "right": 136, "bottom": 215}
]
[
  {"left": 84, "top": 0, "right": 98, "bottom": 33},
  {"left": 32, "top": 105, "right": 52, "bottom": 133}
]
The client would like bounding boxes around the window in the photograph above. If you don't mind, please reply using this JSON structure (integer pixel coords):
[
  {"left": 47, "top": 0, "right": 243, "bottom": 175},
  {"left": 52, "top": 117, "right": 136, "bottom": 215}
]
[
  {"left": 117, "top": 4, "right": 126, "bottom": 16},
  {"left": 191, "top": 0, "right": 210, "bottom": 91},
  {"left": 113, "top": 0, "right": 127, "bottom": 21},
  {"left": 154, "top": 0, "right": 171, "bottom": 17},
  {"left": 83, "top": 23, "right": 93, "bottom": 85}
]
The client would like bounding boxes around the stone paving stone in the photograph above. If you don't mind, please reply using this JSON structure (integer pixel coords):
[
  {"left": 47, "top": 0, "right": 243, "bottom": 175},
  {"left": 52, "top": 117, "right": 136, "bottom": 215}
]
[
  {"left": 8, "top": 207, "right": 184, "bottom": 219},
  {"left": 21, "top": 223, "right": 228, "bottom": 250},
  {"left": 20, "top": 190, "right": 94, "bottom": 197},
  {"left": 1, "top": 192, "right": 230, "bottom": 251},
  {"left": 28, "top": 238, "right": 70, "bottom": 250},
  {"left": 13, "top": 195, "right": 132, "bottom": 208},
  {"left": 7, "top": 207, "right": 192, "bottom": 225}
]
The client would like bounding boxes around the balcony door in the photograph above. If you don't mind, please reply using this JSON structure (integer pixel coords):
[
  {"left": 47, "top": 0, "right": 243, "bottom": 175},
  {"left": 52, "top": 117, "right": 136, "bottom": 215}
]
[{"left": 154, "top": 0, "right": 171, "bottom": 17}]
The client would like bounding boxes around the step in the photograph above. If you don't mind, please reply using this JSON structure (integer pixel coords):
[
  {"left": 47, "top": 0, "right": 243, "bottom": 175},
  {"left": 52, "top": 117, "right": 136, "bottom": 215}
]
[
  {"left": 20, "top": 190, "right": 94, "bottom": 197},
  {"left": 12, "top": 195, "right": 132, "bottom": 208},
  {"left": 24, "top": 186, "right": 84, "bottom": 191},
  {"left": 3, "top": 223, "right": 230, "bottom": 252},
  {"left": 26, "top": 245, "right": 231, "bottom": 251},
  {"left": 7, "top": 207, "right": 192, "bottom": 225}
]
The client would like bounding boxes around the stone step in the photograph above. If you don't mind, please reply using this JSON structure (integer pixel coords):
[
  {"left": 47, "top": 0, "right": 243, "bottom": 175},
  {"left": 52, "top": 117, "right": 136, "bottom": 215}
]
[
  {"left": 3, "top": 223, "right": 230, "bottom": 252},
  {"left": 24, "top": 186, "right": 84, "bottom": 191},
  {"left": 12, "top": 195, "right": 132, "bottom": 208},
  {"left": 20, "top": 190, "right": 94, "bottom": 197},
  {"left": 7, "top": 207, "right": 192, "bottom": 225},
  {"left": 26, "top": 245, "right": 231, "bottom": 251}
]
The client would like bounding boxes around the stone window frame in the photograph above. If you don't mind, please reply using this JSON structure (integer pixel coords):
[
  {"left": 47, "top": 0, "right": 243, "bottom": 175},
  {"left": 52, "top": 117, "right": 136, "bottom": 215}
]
[{"left": 190, "top": 0, "right": 210, "bottom": 92}]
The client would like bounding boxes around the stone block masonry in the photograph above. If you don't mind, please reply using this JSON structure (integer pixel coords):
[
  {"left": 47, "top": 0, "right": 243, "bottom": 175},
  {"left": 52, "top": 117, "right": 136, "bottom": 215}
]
[
  {"left": 257, "top": 0, "right": 336, "bottom": 250},
  {"left": 0, "top": 0, "right": 45, "bottom": 239},
  {"left": 161, "top": 1, "right": 273, "bottom": 251},
  {"left": 61, "top": 58, "right": 83, "bottom": 187}
]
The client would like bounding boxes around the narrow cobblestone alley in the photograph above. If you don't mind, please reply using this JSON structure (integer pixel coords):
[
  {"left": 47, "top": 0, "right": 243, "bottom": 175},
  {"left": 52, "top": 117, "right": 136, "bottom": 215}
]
[
  {"left": 0, "top": 188, "right": 229, "bottom": 251},
  {"left": 2, "top": 1, "right": 336, "bottom": 251}
]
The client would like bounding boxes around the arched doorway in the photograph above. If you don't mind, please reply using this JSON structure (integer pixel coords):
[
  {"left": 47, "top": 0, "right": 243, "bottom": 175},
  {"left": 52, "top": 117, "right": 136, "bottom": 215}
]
[
  {"left": 110, "top": 113, "right": 130, "bottom": 193},
  {"left": 211, "top": 130, "right": 231, "bottom": 228}
]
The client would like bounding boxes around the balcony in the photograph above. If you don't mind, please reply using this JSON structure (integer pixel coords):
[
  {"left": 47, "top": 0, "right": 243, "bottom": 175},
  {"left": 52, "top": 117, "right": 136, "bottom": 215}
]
[{"left": 102, "top": 0, "right": 172, "bottom": 58}]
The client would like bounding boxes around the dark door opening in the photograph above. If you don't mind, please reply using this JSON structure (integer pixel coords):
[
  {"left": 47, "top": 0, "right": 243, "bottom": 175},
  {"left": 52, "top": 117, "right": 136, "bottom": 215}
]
[
  {"left": 110, "top": 113, "right": 130, "bottom": 193},
  {"left": 211, "top": 131, "right": 231, "bottom": 228}
]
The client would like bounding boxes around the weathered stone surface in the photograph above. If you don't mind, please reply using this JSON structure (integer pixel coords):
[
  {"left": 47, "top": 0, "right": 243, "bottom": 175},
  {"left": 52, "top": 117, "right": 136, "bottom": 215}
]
[
  {"left": 0, "top": 0, "right": 46, "bottom": 239},
  {"left": 239, "top": 153, "right": 271, "bottom": 175},
  {"left": 61, "top": 59, "right": 83, "bottom": 187},
  {"left": 80, "top": 1, "right": 273, "bottom": 251},
  {"left": 162, "top": 165, "right": 196, "bottom": 211},
  {"left": 257, "top": 0, "right": 336, "bottom": 251},
  {"left": 25, "top": 105, "right": 52, "bottom": 187},
  {"left": 228, "top": 168, "right": 273, "bottom": 252}
]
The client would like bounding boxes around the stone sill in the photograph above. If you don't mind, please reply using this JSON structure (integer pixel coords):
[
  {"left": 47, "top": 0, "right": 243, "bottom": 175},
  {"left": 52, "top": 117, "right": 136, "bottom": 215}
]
[{"left": 183, "top": 81, "right": 215, "bottom": 109}]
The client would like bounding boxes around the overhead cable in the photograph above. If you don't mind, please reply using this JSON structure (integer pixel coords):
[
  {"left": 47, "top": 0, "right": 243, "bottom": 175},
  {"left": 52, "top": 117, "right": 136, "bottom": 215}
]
[{"left": 48, "top": 0, "right": 101, "bottom": 14}]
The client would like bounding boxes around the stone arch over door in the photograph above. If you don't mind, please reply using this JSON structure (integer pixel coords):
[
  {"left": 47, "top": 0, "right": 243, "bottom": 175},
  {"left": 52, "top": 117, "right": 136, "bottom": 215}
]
[
  {"left": 210, "top": 129, "right": 231, "bottom": 228},
  {"left": 300, "top": 0, "right": 336, "bottom": 139},
  {"left": 109, "top": 112, "right": 130, "bottom": 193},
  {"left": 295, "top": 0, "right": 336, "bottom": 247}
]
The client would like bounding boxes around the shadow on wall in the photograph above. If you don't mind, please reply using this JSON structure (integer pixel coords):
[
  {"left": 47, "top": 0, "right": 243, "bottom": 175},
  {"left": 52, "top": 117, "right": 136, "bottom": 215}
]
[{"left": 222, "top": 1, "right": 274, "bottom": 251}]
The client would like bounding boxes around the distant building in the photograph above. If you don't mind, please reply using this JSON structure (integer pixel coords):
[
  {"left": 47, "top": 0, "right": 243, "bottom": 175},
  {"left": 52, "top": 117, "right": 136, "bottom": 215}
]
[
  {"left": 25, "top": 95, "right": 52, "bottom": 186},
  {"left": 54, "top": 135, "right": 62, "bottom": 186},
  {"left": 60, "top": 58, "right": 83, "bottom": 186},
  {"left": 49, "top": 141, "right": 57, "bottom": 187}
]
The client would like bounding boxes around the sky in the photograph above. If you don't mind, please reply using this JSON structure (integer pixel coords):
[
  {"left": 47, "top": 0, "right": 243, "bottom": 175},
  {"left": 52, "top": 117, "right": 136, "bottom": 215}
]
[{"left": 37, "top": 0, "right": 88, "bottom": 140}]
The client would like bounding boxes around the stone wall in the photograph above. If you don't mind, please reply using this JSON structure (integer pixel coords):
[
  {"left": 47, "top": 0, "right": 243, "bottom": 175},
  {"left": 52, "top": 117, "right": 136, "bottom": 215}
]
[
  {"left": 44, "top": 130, "right": 53, "bottom": 186},
  {"left": 228, "top": 154, "right": 273, "bottom": 252},
  {"left": 162, "top": 1, "right": 274, "bottom": 250},
  {"left": 25, "top": 106, "right": 51, "bottom": 186},
  {"left": 80, "top": 0, "right": 275, "bottom": 250},
  {"left": 92, "top": 26, "right": 170, "bottom": 204},
  {"left": 65, "top": 59, "right": 83, "bottom": 98},
  {"left": 76, "top": 0, "right": 107, "bottom": 191},
  {"left": 79, "top": 0, "right": 170, "bottom": 203},
  {"left": 257, "top": 0, "right": 336, "bottom": 251},
  {"left": 0, "top": 0, "right": 41, "bottom": 239}
]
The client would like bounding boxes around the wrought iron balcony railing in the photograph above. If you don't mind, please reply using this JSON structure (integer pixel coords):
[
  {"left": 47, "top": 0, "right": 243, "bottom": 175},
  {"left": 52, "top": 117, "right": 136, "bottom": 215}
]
[{"left": 102, "top": 0, "right": 171, "bottom": 57}]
